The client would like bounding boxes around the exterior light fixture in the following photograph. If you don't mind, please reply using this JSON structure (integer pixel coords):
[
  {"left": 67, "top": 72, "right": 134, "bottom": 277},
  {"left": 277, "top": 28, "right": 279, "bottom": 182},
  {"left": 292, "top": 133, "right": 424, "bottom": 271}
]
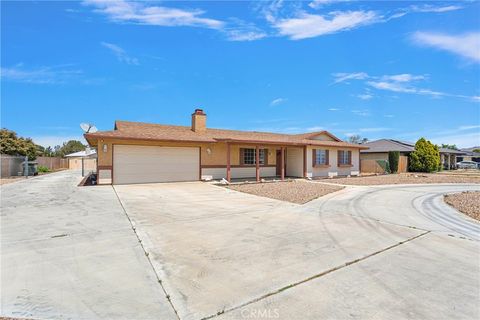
[
  {"left": 206, "top": 148, "right": 212, "bottom": 155},
  {"left": 103, "top": 144, "right": 108, "bottom": 153}
]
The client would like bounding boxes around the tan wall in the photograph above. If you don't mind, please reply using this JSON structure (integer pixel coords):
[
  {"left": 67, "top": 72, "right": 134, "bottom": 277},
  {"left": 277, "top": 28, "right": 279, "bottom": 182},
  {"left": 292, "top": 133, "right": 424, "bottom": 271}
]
[
  {"left": 68, "top": 158, "right": 97, "bottom": 171},
  {"left": 310, "top": 133, "right": 336, "bottom": 141},
  {"left": 96, "top": 138, "right": 278, "bottom": 167},
  {"left": 360, "top": 152, "right": 388, "bottom": 161},
  {"left": 307, "top": 147, "right": 360, "bottom": 177}
]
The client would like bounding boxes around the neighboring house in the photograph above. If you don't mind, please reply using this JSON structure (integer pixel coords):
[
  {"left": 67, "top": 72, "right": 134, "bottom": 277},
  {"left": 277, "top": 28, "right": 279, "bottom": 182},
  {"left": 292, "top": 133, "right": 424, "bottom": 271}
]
[
  {"left": 84, "top": 109, "right": 368, "bottom": 185},
  {"left": 457, "top": 147, "right": 480, "bottom": 164},
  {"left": 360, "top": 139, "right": 465, "bottom": 171},
  {"left": 65, "top": 148, "right": 97, "bottom": 170}
]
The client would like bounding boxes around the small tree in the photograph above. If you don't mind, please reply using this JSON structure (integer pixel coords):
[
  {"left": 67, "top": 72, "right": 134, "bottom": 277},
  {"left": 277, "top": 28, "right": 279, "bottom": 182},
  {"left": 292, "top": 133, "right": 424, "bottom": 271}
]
[
  {"left": 56, "top": 140, "right": 86, "bottom": 157},
  {"left": 441, "top": 144, "right": 457, "bottom": 150},
  {"left": 0, "top": 128, "right": 38, "bottom": 160},
  {"left": 388, "top": 151, "right": 400, "bottom": 173},
  {"left": 409, "top": 138, "right": 440, "bottom": 172}
]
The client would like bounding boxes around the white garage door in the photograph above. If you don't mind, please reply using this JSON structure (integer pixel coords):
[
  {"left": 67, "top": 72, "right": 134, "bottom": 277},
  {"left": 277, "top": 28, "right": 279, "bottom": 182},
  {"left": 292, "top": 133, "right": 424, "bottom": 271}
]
[{"left": 113, "top": 145, "right": 199, "bottom": 184}]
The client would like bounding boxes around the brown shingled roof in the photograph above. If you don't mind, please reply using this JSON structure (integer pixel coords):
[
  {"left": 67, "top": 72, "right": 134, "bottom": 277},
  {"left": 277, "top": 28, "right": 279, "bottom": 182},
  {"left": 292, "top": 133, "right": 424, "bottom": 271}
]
[{"left": 85, "top": 120, "right": 368, "bottom": 149}]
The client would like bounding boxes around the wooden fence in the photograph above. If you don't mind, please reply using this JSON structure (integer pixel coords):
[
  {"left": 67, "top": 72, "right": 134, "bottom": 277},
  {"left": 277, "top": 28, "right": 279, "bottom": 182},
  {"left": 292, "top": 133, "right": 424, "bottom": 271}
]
[
  {"left": 361, "top": 156, "right": 409, "bottom": 174},
  {"left": 1, "top": 155, "right": 24, "bottom": 177},
  {"left": 361, "top": 159, "right": 388, "bottom": 174},
  {"left": 398, "top": 156, "right": 408, "bottom": 173},
  {"left": 37, "top": 157, "right": 69, "bottom": 170}
]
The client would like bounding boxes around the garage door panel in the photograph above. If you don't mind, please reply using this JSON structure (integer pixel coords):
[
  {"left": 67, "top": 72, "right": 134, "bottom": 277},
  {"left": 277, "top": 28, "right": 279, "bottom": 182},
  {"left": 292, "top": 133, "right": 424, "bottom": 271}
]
[{"left": 113, "top": 145, "right": 199, "bottom": 184}]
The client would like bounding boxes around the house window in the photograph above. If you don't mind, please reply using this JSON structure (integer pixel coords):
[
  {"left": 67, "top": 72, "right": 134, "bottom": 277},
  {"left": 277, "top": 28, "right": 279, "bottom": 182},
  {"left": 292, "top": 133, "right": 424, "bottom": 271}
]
[
  {"left": 314, "top": 149, "right": 328, "bottom": 165},
  {"left": 242, "top": 148, "right": 266, "bottom": 165},
  {"left": 338, "top": 150, "right": 351, "bottom": 165}
]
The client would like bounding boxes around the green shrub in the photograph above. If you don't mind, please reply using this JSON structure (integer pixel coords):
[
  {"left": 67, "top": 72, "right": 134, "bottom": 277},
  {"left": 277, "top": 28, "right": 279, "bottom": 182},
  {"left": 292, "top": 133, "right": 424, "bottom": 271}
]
[
  {"left": 388, "top": 151, "right": 400, "bottom": 173},
  {"left": 409, "top": 138, "right": 440, "bottom": 173},
  {"left": 376, "top": 159, "right": 390, "bottom": 174},
  {"left": 37, "top": 165, "right": 50, "bottom": 173}
]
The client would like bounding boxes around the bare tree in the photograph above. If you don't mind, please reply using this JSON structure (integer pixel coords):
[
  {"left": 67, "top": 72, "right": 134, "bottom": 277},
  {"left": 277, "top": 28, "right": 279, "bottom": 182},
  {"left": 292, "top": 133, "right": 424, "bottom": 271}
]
[{"left": 348, "top": 135, "right": 369, "bottom": 144}]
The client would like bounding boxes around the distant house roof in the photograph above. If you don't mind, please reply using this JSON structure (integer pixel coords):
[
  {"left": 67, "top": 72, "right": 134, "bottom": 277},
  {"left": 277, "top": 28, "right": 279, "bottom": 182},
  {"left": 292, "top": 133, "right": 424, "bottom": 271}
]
[
  {"left": 85, "top": 120, "right": 368, "bottom": 149},
  {"left": 460, "top": 147, "right": 480, "bottom": 157},
  {"left": 65, "top": 149, "right": 97, "bottom": 158},
  {"left": 361, "top": 139, "right": 465, "bottom": 154}
]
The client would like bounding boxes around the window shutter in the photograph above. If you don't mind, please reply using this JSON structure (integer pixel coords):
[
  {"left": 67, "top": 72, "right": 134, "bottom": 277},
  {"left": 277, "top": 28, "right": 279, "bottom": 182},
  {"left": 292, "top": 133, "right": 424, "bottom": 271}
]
[
  {"left": 240, "top": 148, "right": 244, "bottom": 165},
  {"left": 337, "top": 150, "right": 341, "bottom": 166},
  {"left": 326, "top": 150, "right": 329, "bottom": 165},
  {"left": 312, "top": 149, "right": 316, "bottom": 166},
  {"left": 348, "top": 150, "right": 352, "bottom": 165}
]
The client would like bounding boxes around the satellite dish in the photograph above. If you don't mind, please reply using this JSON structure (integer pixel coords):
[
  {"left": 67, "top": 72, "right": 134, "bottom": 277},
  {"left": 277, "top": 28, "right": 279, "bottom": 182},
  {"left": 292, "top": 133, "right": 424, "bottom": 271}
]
[
  {"left": 80, "top": 123, "right": 90, "bottom": 132},
  {"left": 80, "top": 123, "right": 97, "bottom": 133}
]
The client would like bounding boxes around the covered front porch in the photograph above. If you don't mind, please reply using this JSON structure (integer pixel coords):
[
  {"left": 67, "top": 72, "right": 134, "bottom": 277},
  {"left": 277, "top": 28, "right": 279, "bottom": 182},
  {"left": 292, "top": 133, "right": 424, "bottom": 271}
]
[{"left": 201, "top": 142, "right": 308, "bottom": 182}]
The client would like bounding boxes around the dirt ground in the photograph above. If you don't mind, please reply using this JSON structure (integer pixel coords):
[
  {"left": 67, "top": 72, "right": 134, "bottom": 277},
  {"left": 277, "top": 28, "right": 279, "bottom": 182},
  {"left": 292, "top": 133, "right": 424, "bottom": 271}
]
[
  {"left": 225, "top": 180, "right": 344, "bottom": 204},
  {"left": 320, "top": 173, "right": 480, "bottom": 185},
  {"left": 444, "top": 191, "right": 480, "bottom": 221},
  {"left": 0, "top": 177, "right": 26, "bottom": 185}
]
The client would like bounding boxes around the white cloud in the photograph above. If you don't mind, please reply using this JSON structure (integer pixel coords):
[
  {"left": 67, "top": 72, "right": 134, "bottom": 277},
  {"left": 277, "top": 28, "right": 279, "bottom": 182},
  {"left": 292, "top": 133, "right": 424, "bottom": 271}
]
[
  {"left": 83, "top": 0, "right": 223, "bottom": 29},
  {"left": 351, "top": 109, "right": 370, "bottom": 116},
  {"left": 333, "top": 71, "right": 478, "bottom": 101},
  {"left": 328, "top": 108, "right": 340, "bottom": 111},
  {"left": 270, "top": 98, "right": 287, "bottom": 106},
  {"left": 359, "top": 127, "right": 389, "bottom": 133},
  {"left": 367, "top": 80, "right": 445, "bottom": 97},
  {"left": 332, "top": 72, "right": 369, "bottom": 84},
  {"left": 411, "top": 31, "right": 480, "bottom": 62},
  {"left": 308, "top": 0, "right": 352, "bottom": 9},
  {"left": 307, "top": 126, "right": 325, "bottom": 131},
  {"left": 382, "top": 74, "right": 426, "bottom": 82},
  {"left": 409, "top": 4, "right": 463, "bottom": 13},
  {"left": 430, "top": 132, "right": 480, "bottom": 149},
  {"left": 384, "top": 114, "right": 395, "bottom": 118},
  {"left": 223, "top": 19, "right": 267, "bottom": 41},
  {"left": 274, "top": 10, "right": 380, "bottom": 40},
  {"left": 357, "top": 93, "right": 373, "bottom": 100},
  {"left": 101, "top": 42, "right": 139, "bottom": 65},
  {"left": 1, "top": 65, "right": 82, "bottom": 84},
  {"left": 458, "top": 125, "right": 480, "bottom": 131}
]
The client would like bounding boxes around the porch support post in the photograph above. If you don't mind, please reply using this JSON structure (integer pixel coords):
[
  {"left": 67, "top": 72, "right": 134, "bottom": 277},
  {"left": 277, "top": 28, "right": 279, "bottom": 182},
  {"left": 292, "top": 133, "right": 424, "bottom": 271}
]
[
  {"left": 281, "top": 146, "right": 285, "bottom": 180},
  {"left": 303, "top": 145, "right": 307, "bottom": 178},
  {"left": 226, "top": 142, "right": 231, "bottom": 182},
  {"left": 255, "top": 145, "right": 260, "bottom": 182},
  {"left": 447, "top": 153, "right": 451, "bottom": 170}
]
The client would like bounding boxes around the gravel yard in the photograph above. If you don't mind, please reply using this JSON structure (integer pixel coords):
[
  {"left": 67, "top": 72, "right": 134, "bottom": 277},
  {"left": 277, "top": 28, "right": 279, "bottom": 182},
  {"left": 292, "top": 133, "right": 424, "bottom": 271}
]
[
  {"left": 444, "top": 191, "right": 480, "bottom": 221},
  {"left": 320, "top": 173, "right": 480, "bottom": 186},
  {"left": 225, "top": 180, "right": 344, "bottom": 204}
]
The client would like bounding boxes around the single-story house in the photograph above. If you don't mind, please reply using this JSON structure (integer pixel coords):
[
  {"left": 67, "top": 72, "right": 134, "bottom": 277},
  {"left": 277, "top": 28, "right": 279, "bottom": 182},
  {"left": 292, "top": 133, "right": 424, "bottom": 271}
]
[
  {"left": 360, "top": 139, "right": 465, "bottom": 171},
  {"left": 65, "top": 148, "right": 97, "bottom": 170},
  {"left": 84, "top": 109, "right": 368, "bottom": 185},
  {"left": 457, "top": 147, "right": 480, "bottom": 164}
]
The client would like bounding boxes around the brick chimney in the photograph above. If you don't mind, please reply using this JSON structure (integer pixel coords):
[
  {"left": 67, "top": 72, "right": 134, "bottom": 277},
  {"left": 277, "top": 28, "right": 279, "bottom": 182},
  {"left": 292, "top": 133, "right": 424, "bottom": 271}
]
[{"left": 191, "top": 109, "right": 206, "bottom": 133}]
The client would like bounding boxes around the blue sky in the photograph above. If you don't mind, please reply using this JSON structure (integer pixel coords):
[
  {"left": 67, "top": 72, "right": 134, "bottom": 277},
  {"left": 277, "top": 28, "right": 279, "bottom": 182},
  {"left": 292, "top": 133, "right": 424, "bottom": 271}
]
[{"left": 2, "top": 0, "right": 479, "bottom": 148}]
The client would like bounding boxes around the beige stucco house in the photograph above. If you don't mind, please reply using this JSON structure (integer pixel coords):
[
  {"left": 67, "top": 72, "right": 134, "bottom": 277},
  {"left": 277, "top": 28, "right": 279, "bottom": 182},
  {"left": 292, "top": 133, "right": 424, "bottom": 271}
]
[{"left": 85, "top": 109, "right": 368, "bottom": 185}]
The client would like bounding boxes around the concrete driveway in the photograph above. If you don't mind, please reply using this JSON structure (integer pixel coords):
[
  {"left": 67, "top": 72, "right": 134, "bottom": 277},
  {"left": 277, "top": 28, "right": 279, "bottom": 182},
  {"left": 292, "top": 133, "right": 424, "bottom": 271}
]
[
  {"left": 113, "top": 181, "right": 480, "bottom": 320},
  {"left": 1, "top": 171, "right": 177, "bottom": 320},
  {"left": 1, "top": 171, "right": 479, "bottom": 320}
]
